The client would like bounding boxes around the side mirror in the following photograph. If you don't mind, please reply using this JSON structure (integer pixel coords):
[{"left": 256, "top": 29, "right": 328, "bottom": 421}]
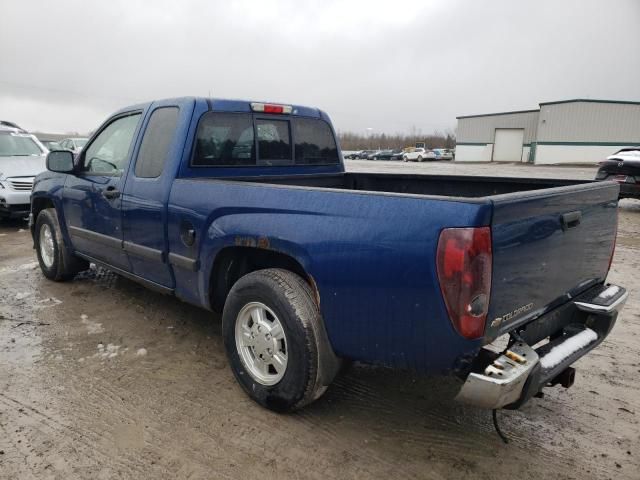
[{"left": 46, "top": 150, "right": 75, "bottom": 173}]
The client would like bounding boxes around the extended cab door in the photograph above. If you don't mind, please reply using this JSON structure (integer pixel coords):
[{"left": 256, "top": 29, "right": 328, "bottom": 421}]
[
  {"left": 62, "top": 112, "right": 142, "bottom": 270},
  {"left": 121, "top": 101, "right": 189, "bottom": 288}
]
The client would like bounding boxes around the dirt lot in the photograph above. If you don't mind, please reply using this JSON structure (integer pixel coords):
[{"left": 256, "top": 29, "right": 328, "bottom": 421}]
[{"left": 1, "top": 161, "right": 639, "bottom": 479}]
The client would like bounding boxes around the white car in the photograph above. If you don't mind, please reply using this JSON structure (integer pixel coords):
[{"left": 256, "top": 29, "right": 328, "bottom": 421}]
[
  {"left": 432, "top": 148, "right": 454, "bottom": 160},
  {"left": 59, "top": 137, "right": 88, "bottom": 154},
  {"left": 403, "top": 147, "right": 436, "bottom": 162},
  {"left": 0, "top": 123, "right": 48, "bottom": 219}
]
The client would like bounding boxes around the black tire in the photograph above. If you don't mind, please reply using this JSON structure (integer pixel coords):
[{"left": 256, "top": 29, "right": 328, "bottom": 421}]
[
  {"left": 222, "top": 268, "right": 340, "bottom": 412},
  {"left": 417, "top": 155, "right": 423, "bottom": 162},
  {"left": 35, "top": 208, "right": 89, "bottom": 281}
]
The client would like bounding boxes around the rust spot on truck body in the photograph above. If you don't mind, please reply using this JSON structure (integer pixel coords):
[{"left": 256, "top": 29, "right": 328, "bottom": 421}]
[{"left": 234, "top": 236, "right": 270, "bottom": 249}]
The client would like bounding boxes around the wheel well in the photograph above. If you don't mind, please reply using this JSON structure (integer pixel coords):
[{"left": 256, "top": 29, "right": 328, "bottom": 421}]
[
  {"left": 31, "top": 197, "right": 55, "bottom": 221},
  {"left": 209, "top": 247, "right": 313, "bottom": 312}
]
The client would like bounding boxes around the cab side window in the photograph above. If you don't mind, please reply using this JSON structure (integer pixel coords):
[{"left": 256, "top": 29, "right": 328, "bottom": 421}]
[
  {"left": 135, "top": 107, "right": 179, "bottom": 178},
  {"left": 83, "top": 113, "right": 141, "bottom": 175}
]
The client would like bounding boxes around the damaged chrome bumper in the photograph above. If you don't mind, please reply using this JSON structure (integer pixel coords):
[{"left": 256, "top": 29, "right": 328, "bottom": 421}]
[
  {"left": 456, "top": 342, "right": 538, "bottom": 409},
  {"left": 455, "top": 283, "right": 627, "bottom": 410}
]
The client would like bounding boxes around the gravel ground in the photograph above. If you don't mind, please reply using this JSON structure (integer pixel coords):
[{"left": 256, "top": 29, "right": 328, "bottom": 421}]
[{"left": 1, "top": 161, "right": 638, "bottom": 479}]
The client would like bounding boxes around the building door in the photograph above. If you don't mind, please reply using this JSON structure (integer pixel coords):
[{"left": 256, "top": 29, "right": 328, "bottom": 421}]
[{"left": 493, "top": 128, "right": 524, "bottom": 162}]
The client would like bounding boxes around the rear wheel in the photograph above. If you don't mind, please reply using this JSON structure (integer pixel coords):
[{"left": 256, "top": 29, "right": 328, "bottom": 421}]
[
  {"left": 35, "top": 208, "right": 89, "bottom": 281},
  {"left": 222, "top": 268, "right": 340, "bottom": 412},
  {"left": 417, "top": 155, "right": 423, "bottom": 162}
]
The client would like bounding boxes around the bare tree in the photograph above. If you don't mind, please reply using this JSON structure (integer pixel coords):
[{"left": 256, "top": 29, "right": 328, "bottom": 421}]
[{"left": 338, "top": 130, "right": 456, "bottom": 151}]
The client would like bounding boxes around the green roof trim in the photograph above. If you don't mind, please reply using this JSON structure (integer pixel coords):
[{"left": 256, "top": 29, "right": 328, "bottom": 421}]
[
  {"left": 539, "top": 98, "right": 640, "bottom": 107},
  {"left": 537, "top": 141, "right": 640, "bottom": 146},
  {"left": 456, "top": 109, "right": 539, "bottom": 119},
  {"left": 456, "top": 142, "right": 533, "bottom": 147}
]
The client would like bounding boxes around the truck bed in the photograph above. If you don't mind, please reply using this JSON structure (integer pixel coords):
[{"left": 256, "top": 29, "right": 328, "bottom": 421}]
[
  {"left": 221, "top": 172, "right": 588, "bottom": 199},
  {"left": 172, "top": 172, "right": 618, "bottom": 363}
]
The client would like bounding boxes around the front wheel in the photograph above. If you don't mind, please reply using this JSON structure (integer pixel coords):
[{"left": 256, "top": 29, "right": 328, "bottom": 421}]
[
  {"left": 35, "top": 208, "right": 89, "bottom": 281},
  {"left": 417, "top": 155, "right": 423, "bottom": 162},
  {"left": 222, "top": 269, "right": 341, "bottom": 412}
]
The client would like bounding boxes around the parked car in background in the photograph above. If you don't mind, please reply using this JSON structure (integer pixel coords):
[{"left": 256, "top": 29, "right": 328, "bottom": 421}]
[
  {"left": 0, "top": 123, "right": 47, "bottom": 218},
  {"left": 372, "top": 149, "right": 396, "bottom": 160},
  {"left": 432, "top": 149, "right": 453, "bottom": 160},
  {"left": 0, "top": 120, "right": 26, "bottom": 131},
  {"left": 341, "top": 150, "right": 359, "bottom": 159},
  {"left": 40, "top": 140, "right": 63, "bottom": 151},
  {"left": 389, "top": 149, "right": 405, "bottom": 160},
  {"left": 59, "top": 137, "right": 88, "bottom": 154},
  {"left": 596, "top": 147, "right": 640, "bottom": 199},
  {"left": 357, "top": 150, "right": 377, "bottom": 159},
  {"left": 403, "top": 147, "right": 436, "bottom": 162},
  {"left": 31, "top": 96, "right": 626, "bottom": 413}
]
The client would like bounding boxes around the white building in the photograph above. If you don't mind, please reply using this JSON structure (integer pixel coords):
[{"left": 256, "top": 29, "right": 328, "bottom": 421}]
[{"left": 455, "top": 99, "right": 640, "bottom": 165}]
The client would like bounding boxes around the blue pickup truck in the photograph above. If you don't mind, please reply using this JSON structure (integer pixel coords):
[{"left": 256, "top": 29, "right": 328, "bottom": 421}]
[{"left": 31, "top": 97, "right": 627, "bottom": 412}]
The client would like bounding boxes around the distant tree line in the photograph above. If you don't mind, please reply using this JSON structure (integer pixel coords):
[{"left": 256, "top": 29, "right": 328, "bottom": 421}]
[{"left": 337, "top": 130, "right": 456, "bottom": 151}]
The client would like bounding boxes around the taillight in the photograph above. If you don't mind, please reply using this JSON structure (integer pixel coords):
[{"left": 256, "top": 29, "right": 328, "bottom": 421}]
[
  {"left": 607, "top": 211, "right": 618, "bottom": 273},
  {"left": 436, "top": 227, "right": 492, "bottom": 339},
  {"left": 250, "top": 102, "right": 293, "bottom": 114}
]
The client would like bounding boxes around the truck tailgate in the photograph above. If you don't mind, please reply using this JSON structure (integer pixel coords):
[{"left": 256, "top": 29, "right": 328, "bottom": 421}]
[{"left": 486, "top": 181, "right": 619, "bottom": 339}]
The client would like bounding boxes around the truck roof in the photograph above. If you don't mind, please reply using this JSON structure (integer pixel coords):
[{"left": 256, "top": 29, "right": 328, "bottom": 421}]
[{"left": 113, "top": 97, "right": 328, "bottom": 121}]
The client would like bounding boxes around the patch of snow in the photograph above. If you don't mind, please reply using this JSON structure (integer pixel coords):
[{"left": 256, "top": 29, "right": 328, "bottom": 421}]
[
  {"left": 0, "top": 261, "right": 39, "bottom": 275},
  {"left": 15, "top": 292, "right": 32, "bottom": 300},
  {"left": 80, "top": 314, "right": 104, "bottom": 335},
  {"left": 596, "top": 285, "right": 620, "bottom": 301},
  {"left": 540, "top": 328, "right": 598, "bottom": 369},
  {"left": 94, "top": 343, "right": 121, "bottom": 359},
  {"left": 34, "top": 297, "right": 62, "bottom": 310},
  {"left": 136, "top": 348, "right": 147, "bottom": 357}
]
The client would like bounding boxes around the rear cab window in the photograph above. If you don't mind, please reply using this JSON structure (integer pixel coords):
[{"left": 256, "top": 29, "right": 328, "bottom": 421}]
[
  {"left": 192, "top": 112, "right": 339, "bottom": 168},
  {"left": 256, "top": 119, "right": 291, "bottom": 165}
]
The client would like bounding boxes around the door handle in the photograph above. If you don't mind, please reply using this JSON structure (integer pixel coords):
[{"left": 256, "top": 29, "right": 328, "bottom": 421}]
[
  {"left": 560, "top": 211, "right": 581, "bottom": 231},
  {"left": 102, "top": 187, "right": 120, "bottom": 200}
]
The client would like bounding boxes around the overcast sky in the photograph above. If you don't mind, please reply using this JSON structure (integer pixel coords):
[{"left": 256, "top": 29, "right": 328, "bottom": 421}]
[{"left": 1, "top": 0, "right": 639, "bottom": 135}]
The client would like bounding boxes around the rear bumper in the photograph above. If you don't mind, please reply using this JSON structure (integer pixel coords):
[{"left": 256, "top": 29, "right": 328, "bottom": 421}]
[{"left": 455, "top": 283, "right": 627, "bottom": 409}]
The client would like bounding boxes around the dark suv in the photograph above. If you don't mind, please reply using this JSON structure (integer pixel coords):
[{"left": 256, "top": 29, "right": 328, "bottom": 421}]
[{"left": 596, "top": 147, "right": 640, "bottom": 199}]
